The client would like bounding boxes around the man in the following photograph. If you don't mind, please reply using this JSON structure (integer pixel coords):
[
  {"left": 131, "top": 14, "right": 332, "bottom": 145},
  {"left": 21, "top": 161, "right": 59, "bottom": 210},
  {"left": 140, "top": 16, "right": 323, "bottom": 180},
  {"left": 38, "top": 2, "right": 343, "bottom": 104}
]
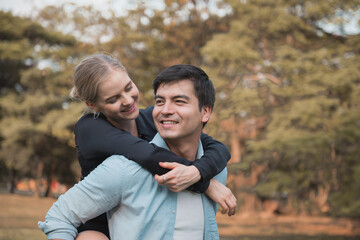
[{"left": 39, "top": 64, "right": 236, "bottom": 240}]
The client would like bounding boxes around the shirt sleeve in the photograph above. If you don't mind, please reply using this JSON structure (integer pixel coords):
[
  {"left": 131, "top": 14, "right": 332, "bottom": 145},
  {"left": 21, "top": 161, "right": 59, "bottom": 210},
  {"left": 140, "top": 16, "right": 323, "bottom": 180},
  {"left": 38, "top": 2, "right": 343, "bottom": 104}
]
[
  {"left": 211, "top": 167, "right": 228, "bottom": 213},
  {"left": 38, "top": 156, "right": 129, "bottom": 239}
]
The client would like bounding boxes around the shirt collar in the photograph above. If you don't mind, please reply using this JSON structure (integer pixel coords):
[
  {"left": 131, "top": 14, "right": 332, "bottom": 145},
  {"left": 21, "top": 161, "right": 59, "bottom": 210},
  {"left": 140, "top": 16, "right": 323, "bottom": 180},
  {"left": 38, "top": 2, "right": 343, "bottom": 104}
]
[{"left": 150, "top": 133, "right": 204, "bottom": 159}]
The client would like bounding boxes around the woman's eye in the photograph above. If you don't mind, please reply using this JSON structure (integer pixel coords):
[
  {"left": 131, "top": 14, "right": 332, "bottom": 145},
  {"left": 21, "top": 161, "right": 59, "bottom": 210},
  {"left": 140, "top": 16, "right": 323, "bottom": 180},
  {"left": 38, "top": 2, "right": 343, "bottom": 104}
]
[
  {"left": 107, "top": 97, "right": 117, "bottom": 104},
  {"left": 125, "top": 83, "right": 133, "bottom": 92}
]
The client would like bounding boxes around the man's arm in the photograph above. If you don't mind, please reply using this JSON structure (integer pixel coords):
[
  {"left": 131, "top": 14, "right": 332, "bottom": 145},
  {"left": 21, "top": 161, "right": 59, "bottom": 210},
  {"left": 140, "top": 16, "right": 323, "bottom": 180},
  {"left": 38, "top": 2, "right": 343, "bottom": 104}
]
[{"left": 38, "top": 156, "right": 130, "bottom": 240}]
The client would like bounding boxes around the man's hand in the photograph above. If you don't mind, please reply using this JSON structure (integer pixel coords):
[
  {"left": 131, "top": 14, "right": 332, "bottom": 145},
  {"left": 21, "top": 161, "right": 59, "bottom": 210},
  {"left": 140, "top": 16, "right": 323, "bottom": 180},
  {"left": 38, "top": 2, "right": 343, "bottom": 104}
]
[
  {"left": 154, "top": 162, "right": 201, "bottom": 192},
  {"left": 205, "top": 179, "right": 237, "bottom": 216}
]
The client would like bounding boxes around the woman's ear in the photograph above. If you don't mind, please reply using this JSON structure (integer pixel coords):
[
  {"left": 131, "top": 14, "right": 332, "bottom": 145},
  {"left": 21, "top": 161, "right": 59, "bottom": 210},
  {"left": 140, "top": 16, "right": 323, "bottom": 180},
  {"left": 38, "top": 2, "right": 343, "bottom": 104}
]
[{"left": 85, "top": 101, "right": 99, "bottom": 112}]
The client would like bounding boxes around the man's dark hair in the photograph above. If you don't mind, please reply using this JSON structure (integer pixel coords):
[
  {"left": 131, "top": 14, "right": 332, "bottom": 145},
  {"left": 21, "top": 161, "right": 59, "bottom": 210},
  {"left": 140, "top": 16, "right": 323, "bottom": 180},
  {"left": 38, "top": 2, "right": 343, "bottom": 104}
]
[{"left": 152, "top": 64, "right": 215, "bottom": 111}]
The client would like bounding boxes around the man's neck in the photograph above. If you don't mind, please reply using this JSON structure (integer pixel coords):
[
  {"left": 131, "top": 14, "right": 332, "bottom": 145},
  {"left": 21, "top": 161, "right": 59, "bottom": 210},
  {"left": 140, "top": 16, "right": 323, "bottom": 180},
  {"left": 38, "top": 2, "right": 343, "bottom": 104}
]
[{"left": 165, "top": 135, "right": 201, "bottom": 161}]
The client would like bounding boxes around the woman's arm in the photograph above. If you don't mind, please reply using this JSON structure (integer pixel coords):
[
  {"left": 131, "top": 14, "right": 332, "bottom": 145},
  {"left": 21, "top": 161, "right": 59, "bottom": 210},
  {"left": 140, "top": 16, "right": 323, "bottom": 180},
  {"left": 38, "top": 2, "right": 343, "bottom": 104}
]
[
  {"left": 205, "top": 179, "right": 237, "bottom": 216},
  {"left": 196, "top": 133, "right": 231, "bottom": 182},
  {"left": 76, "top": 107, "right": 230, "bottom": 193},
  {"left": 139, "top": 106, "right": 231, "bottom": 183},
  {"left": 76, "top": 113, "right": 194, "bottom": 177}
]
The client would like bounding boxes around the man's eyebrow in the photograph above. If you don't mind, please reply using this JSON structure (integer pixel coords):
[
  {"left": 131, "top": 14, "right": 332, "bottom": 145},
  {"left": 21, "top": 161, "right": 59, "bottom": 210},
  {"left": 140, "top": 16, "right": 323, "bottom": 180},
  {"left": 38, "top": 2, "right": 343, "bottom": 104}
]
[
  {"left": 173, "top": 95, "right": 190, "bottom": 100},
  {"left": 154, "top": 95, "right": 164, "bottom": 99},
  {"left": 154, "top": 95, "right": 190, "bottom": 100}
]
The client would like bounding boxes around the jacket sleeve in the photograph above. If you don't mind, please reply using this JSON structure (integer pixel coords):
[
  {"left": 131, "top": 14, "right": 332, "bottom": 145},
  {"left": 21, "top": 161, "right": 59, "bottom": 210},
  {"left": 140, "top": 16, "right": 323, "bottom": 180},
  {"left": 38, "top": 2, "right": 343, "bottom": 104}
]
[
  {"left": 76, "top": 114, "right": 194, "bottom": 177},
  {"left": 76, "top": 109, "right": 230, "bottom": 193},
  {"left": 38, "top": 156, "right": 128, "bottom": 239},
  {"left": 195, "top": 133, "right": 231, "bottom": 182},
  {"left": 140, "top": 106, "right": 231, "bottom": 180}
]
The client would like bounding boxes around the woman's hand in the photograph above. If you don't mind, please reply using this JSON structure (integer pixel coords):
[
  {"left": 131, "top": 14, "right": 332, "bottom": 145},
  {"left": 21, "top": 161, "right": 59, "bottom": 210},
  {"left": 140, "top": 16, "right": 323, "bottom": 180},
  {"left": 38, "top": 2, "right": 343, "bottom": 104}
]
[
  {"left": 154, "top": 162, "right": 201, "bottom": 192},
  {"left": 205, "top": 179, "right": 237, "bottom": 216}
]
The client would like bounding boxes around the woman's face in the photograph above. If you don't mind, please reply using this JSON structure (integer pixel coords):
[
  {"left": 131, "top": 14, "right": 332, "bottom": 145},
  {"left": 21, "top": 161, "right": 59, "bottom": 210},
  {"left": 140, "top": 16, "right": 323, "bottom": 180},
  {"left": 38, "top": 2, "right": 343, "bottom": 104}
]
[{"left": 91, "top": 69, "right": 139, "bottom": 125}]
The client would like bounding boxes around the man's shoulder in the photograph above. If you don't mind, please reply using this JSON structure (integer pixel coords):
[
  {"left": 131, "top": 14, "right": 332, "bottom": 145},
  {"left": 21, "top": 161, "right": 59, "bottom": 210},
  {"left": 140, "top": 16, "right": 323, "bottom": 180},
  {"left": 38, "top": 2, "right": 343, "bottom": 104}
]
[
  {"left": 104, "top": 155, "right": 142, "bottom": 168},
  {"left": 101, "top": 155, "right": 150, "bottom": 177},
  {"left": 80, "top": 155, "right": 153, "bottom": 197}
]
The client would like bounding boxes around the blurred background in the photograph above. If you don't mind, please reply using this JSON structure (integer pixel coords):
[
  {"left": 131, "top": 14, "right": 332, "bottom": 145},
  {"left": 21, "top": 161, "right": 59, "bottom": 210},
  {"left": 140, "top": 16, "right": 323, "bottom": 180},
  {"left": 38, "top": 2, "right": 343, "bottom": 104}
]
[{"left": 0, "top": 0, "right": 359, "bottom": 239}]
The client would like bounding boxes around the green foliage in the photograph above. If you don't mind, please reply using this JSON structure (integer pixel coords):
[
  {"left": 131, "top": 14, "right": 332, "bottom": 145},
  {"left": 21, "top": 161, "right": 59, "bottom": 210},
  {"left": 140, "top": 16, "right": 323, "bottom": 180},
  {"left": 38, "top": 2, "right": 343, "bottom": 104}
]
[
  {"left": 0, "top": 11, "right": 80, "bottom": 194},
  {"left": 0, "top": 0, "right": 359, "bottom": 217},
  {"left": 100, "top": 0, "right": 231, "bottom": 104},
  {"left": 202, "top": 0, "right": 360, "bottom": 215},
  {"left": 329, "top": 164, "right": 360, "bottom": 217},
  {"left": 0, "top": 11, "right": 75, "bottom": 89},
  {"left": 253, "top": 170, "right": 294, "bottom": 199}
]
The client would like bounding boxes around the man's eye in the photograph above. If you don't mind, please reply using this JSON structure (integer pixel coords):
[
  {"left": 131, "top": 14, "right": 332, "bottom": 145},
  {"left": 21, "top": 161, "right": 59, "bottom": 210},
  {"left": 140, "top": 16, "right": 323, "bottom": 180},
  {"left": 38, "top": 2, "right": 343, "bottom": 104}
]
[
  {"left": 155, "top": 100, "right": 164, "bottom": 105},
  {"left": 176, "top": 100, "right": 185, "bottom": 104}
]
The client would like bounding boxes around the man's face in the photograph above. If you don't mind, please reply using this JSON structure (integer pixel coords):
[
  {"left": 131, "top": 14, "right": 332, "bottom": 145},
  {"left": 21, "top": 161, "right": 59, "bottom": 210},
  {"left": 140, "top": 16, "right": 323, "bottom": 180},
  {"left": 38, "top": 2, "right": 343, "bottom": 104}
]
[{"left": 153, "top": 79, "right": 211, "bottom": 142}]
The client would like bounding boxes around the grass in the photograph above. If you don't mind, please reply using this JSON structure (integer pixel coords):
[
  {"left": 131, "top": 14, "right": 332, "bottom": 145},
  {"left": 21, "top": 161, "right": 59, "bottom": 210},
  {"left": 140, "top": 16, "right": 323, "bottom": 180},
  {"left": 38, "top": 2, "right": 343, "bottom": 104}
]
[
  {"left": 1, "top": 193, "right": 360, "bottom": 240},
  {"left": 0, "top": 194, "right": 55, "bottom": 240}
]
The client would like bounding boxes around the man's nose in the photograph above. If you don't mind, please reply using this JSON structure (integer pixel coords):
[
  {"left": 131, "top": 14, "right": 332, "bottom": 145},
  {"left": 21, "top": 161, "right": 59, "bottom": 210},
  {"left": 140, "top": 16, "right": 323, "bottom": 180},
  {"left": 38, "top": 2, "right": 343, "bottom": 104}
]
[{"left": 161, "top": 102, "right": 174, "bottom": 115}]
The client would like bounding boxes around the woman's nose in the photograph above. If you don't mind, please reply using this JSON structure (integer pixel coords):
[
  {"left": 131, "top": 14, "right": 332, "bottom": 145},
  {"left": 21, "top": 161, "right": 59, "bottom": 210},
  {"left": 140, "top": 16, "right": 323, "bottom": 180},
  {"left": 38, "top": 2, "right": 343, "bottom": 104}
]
[{"left": 122, "top": 93, "right": 133, "bottom": 105}]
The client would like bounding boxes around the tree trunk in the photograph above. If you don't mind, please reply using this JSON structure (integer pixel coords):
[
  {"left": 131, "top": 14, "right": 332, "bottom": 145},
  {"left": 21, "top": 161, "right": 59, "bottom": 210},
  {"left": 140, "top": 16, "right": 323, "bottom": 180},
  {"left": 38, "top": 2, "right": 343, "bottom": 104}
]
[
  {"left": 45, "top": 159, "right": 56, "bottom": 198},
  {"left": 316, "top": 170, "right": 330, "bottom": 209},
  {"left": 330, "top": 143, "right": 339, "bottom": 190},
  {"left": 8, "top": 168, "right": 16, "bottom": 194},
  {"left": 251, "top": 161, "right": 267, "bottom": 186},
  {"left": 35, "top": 157, "right": 44, "bottom": 198},
  {"left": 230, "top": 132, "right": 242, "bottom": 163}
]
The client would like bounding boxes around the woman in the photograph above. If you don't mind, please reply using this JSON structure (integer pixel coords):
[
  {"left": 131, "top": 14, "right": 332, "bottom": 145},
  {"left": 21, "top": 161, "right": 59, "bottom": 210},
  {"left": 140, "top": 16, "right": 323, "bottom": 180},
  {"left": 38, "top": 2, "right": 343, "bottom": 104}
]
[{"left": 70, "top": 54, "right": 235, "bottom": 240}]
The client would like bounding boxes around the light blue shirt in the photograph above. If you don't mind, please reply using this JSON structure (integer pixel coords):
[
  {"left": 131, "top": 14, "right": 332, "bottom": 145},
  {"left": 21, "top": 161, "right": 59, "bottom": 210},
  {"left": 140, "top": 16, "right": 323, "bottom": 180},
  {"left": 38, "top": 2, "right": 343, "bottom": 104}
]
[{"left": 39, "top": 133, "right": 227, "bottom": 240}]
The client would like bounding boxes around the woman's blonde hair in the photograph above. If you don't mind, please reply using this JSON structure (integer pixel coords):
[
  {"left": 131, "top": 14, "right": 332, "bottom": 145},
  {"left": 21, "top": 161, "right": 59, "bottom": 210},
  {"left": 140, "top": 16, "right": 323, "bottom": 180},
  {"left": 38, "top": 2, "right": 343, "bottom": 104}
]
[{"left": 70, "top": 53, "right": 127, "bottom": 113}]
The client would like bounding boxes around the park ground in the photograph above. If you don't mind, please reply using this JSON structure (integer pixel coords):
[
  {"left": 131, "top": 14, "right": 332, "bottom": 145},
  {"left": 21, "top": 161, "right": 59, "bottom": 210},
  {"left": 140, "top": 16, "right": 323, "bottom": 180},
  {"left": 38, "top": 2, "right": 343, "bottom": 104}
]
[{"left": 0, "top": 194, "right": 359, "bottom": 240}]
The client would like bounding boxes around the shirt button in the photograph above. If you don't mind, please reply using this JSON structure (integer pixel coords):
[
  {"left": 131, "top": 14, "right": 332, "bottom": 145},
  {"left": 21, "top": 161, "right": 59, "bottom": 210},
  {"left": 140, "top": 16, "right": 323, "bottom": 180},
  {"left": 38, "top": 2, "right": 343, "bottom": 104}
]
[{"left": 172, "top": 210, "right": 176, "bottom": 214}]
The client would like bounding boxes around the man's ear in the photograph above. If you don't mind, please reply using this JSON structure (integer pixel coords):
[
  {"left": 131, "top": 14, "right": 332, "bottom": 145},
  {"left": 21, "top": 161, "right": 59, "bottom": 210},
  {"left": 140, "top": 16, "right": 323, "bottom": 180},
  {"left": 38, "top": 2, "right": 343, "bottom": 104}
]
[
  {"left": 85, "top": 101, "right": 99, "bottom": 112},
  {"left": 201, "top": 105, "right": 212, "bottom": 124}
]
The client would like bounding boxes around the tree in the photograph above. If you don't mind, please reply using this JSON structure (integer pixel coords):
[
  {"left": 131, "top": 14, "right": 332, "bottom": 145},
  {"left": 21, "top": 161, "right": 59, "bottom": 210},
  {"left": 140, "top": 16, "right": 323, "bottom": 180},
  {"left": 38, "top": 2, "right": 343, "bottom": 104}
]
[
  {"left": 0, "top": 11, "right": 74, "bottom": 89},
  {"left": 201, "top": 0, "right": 360, "bottom": 216},
  {"left": 0, "top": 10, "right": 79, "bottom": 196},
  {"left": 101, "top": 0, "right": 231, "bottom": 104}
]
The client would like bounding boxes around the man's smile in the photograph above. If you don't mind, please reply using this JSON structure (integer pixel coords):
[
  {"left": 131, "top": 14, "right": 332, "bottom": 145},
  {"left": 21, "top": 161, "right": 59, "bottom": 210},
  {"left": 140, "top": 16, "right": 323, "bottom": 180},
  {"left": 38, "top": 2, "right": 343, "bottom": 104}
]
[{"left": 160, "top": 120, "right": 178, "bottom": 124}]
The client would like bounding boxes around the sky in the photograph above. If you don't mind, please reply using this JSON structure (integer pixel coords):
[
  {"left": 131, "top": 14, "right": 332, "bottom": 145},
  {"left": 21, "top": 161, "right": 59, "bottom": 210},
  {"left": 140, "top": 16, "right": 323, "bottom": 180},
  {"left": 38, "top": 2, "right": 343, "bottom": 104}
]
[
  {"left": 0, "top": 0, "right": 359, "bottom": 35},
  {"left": 0, "top": 0, "right": 148, "bottom": 17}
]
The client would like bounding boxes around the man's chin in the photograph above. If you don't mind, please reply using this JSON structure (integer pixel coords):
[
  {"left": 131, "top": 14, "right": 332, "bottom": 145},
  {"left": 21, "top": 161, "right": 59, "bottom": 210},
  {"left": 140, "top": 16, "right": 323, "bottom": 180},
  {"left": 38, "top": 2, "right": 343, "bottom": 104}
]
[{"left": 158, "top": 132, "right": 179, "bottom": 140}]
